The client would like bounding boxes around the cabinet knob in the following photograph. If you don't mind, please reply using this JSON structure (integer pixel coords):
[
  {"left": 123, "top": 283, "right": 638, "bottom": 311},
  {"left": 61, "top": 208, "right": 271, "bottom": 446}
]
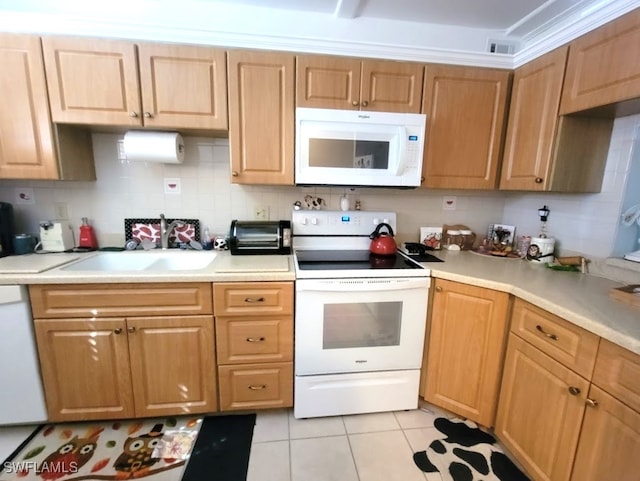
[
  {"left": 232, "top": 171, "right": 239, "bottom": 177},
  {"left": 248, "top": 384, "right": 267, "bottom": 390},
  {"left": 585, "top": 398, "right": 599, "bottom": 408},
  {"left": 535, "top": 177, "right": 544, "bottom": 184},
  {"left": 420, "top": 176, "right": 425, "bottom": 183},
  {"left": 361, "top": 100, "right": 369, "bottom": 107},
  {"left": 352, "top": 100, "right": 359, "bottom": 107},
  {"left": 143, "top": 112, "right": 153, "bottom": 118},
  {"left": 244, "top": 297, "right": 265, "bottom": 303},
  {"left": 568, "top": 386, "right": 581, "bottom": 396},
  {"left": 114, "top": 328, "right": 123, "bottom": 334},
  {"left": 128, "top": 326, "right": 136, "bottom": 334},
  {"left": 435, "top": 286, "right": 443, "bottom": 292},
  {"left": 129, "top": 112, "right": 138, "bottom": 118},
  {"left": 536, "top": 324, "right": 559, "bottom": 341},
  {"left": 246, "top": 337, "right": 266, "bottom": 343}
]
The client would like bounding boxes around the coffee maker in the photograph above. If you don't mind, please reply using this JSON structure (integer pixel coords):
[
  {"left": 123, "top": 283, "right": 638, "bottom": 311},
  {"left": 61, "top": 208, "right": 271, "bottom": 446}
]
[{"left": 0, "top": 202, "right": 15, "bottom": 257}]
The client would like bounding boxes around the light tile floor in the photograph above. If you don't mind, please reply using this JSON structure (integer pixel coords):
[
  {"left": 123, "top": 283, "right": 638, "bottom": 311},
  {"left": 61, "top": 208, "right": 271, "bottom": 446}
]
[{"left": 248, "top": 403, "right": 458, "bottom": 481}]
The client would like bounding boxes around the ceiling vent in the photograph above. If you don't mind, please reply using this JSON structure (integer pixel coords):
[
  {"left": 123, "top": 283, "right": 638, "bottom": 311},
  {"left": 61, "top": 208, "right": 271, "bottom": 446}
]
[{"left": 487, "top": 39, "right": 517, "bottom": 54}]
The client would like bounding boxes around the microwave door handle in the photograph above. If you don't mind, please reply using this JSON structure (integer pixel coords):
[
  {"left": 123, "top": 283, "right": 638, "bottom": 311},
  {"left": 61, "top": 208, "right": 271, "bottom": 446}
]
[{"left": 394, "top": 127, "right": 408, "bottom": 175}]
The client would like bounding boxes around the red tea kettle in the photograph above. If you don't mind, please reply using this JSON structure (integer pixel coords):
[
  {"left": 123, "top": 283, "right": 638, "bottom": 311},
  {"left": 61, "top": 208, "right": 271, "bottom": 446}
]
[{"left": 369, "top": 223, "right": 397, "bottom": 256}]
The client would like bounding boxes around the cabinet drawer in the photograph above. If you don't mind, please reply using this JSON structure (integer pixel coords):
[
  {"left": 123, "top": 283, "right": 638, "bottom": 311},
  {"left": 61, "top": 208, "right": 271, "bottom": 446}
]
[
  {"left": 510, "top": 299, "right": 599, "bottom": 379},
  {"left": 213, "top": 282, "right": 293, "bottom": 316},
  {"left": 216, "top": 316, "right": 293, "bottom": 364},
  {"left": 218, "top": 362, "right": 293, "bottom": 411},
  {"left": 592, "top": 339, "right": 640, "bottom": 413},
  {"left": 29, "top": 283, "right": 213, "bottom": 318}
]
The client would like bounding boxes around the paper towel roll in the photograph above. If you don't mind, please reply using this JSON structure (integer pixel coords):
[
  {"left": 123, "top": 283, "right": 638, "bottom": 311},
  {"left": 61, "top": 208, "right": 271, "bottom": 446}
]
[{"left": 123, "top": 131, "right": 185, "bottom": 164}]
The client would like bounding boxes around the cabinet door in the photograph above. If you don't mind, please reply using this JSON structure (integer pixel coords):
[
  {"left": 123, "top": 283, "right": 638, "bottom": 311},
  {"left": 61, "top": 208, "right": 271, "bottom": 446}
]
[
  {"left": 424, "top": 279, "right": 509, "bottom": 426},
  {"left": 128, "top": 316, "right": 217, "bottom": 417},
  {"left": 296, "top": 55, "right": 361, "bottom": 109},
  {"left": 495, "top": 334, "right": 589, "bottom": 481},
  {"left": 421, "top": 65, "right": 510, "bottom": 189},
  {"left": 500, "top": 47, "right": 567, "bottom": 191},
  {"left": 0, "top": 34, "right": 58, "bottom": 179},
  {"left": 138, "top": 43, "right": 227, "bottom": 130},
  {"left": 560, "top": 8, "right": 640, "bottom": 114},
  {"left": 42, "top": 36, "right": 141, "bottom": 125},
  {"left": 361, "top": 59, "right": 424, "bottom": 113},
  {"left": 34, "top": 318, "right": 134, "bottom": 421},
  {"left": 228, "top": 50, "right": 294, "bottom": 185},
  {"left": 570, "top": 385, "right": 640, "bottom": 481}
]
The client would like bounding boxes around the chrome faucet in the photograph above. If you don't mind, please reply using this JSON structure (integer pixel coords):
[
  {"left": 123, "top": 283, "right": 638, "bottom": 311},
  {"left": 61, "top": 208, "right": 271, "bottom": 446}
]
[{"left": 159, "top": 214, "right": 185, "bottom": 250}]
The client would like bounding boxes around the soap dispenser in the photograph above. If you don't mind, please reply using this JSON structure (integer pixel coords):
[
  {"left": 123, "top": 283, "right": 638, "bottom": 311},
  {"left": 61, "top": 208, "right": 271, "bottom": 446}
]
[{"left": 78, "top": 217, "right": 98, "bottom": 250}]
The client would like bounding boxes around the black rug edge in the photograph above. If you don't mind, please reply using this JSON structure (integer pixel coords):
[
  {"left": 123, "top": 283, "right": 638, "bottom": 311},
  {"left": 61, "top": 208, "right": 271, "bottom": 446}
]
[
  {"left": 0, "top": 424, "right": 44, "bottom": 472},
  {"left": 181, "top": 413, "right": 256, "bottom": 481}
]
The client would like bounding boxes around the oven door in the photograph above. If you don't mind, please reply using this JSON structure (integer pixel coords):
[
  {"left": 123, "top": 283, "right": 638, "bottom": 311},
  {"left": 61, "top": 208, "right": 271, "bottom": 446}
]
[{"left": 295, "top": 277, "right": 429, "bottom": 375}]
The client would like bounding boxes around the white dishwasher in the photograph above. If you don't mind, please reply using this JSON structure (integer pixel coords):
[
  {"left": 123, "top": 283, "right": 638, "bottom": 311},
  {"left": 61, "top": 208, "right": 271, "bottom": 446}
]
[{"left": 0, "top": 285, "right": 47, "bottom": 425}]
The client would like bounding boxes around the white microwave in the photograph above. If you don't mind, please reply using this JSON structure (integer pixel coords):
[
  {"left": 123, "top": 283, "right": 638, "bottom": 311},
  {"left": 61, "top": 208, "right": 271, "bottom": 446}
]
[{"left": 295, "top": 108, "right": 427, "bottom": 188}]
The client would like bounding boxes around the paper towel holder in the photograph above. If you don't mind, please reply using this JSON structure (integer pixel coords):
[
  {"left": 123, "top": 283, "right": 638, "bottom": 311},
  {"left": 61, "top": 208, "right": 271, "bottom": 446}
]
[{"left": 123, "top": 131, "right": 185, "bottom": 164}]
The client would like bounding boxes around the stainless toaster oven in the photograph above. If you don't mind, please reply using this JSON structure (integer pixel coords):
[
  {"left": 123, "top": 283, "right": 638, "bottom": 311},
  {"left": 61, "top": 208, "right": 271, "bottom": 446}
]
[{"left": 229, "top": 220, "right": 291, "bottom": 255}]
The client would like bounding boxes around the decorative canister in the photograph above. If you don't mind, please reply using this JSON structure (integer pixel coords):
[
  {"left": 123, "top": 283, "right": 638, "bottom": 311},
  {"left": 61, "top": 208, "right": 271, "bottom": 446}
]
[{"left": 526, "top": 237, "right": 555, "bottom": 264}]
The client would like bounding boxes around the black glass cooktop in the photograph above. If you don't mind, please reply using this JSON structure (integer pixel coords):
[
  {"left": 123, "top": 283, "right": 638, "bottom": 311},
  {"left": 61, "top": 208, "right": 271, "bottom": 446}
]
[{"left": 296, "top": 249, "right": 440, "bottom": 270}]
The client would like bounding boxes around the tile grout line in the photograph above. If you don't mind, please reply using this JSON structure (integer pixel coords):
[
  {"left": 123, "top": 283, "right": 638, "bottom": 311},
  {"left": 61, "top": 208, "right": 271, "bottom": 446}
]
[{"left": 342, "top": 415, "right": 363, "bottom": 481}]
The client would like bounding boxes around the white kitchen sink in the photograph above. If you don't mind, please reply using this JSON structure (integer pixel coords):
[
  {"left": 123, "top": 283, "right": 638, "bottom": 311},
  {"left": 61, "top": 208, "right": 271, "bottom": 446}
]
[{"left": 61, "top": 251, "right": 217, "bottom": 272}]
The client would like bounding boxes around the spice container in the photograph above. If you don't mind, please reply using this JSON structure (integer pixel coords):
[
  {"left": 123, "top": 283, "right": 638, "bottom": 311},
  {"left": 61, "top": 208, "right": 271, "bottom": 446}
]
[{"left": 459, "top": 229, "right": 476, "bottom": 250}]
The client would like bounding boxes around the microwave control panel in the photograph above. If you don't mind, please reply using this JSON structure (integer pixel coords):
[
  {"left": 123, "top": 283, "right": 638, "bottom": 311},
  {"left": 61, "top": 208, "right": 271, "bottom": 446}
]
[{"left": 292, "top": 210, "right": 396, "bottom": 237}]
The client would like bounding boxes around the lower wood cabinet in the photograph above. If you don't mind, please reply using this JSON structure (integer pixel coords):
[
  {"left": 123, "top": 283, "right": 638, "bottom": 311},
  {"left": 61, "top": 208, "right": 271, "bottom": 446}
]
[
  {"left": 214, "top": 282, "right": 294, "bottom": 411},
  {"left": 495, "top": 334, "right": 589, "bottom": 481},
  {"left": 31, "top": 283, "right": 217, "bottom": 421},
  {"left": 35, "top": 315, "right": 217, "bottom": 421},
  {"left": 423, "top": 279, "right": 510, "bottom": 427}
]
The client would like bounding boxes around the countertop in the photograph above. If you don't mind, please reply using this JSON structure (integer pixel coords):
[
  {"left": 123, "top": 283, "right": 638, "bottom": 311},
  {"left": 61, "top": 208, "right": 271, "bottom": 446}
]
[
  {"left": 0, "top": 249, "right": 638, "bottom": 355},
  {"left": 423, "top": 250, "right": 640, "bottom": 355},
  {"left": 0, "top": 250, "right": 295, "bottom": 283}
]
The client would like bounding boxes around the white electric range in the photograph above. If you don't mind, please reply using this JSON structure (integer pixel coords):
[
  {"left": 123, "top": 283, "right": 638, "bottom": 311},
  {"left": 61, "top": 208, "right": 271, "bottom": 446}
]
[{"left": 291, "top": 210, "right": 433, "bottom": 418}]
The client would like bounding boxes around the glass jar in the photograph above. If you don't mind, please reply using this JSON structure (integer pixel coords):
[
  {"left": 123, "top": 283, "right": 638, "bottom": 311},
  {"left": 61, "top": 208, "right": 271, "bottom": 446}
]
[
  {"left": 444, "top": 230, "right": 462, "bottom": 250},
  {"left": 459, "top": 229, "right": 476, "bottom": 250}
]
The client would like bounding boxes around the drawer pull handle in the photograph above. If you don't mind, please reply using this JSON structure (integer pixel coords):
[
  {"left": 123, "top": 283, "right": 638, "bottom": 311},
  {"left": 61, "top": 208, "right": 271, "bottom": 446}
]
[
  {"left": 246, "top": 337, "right": 265, "bottom": 343},
  {"left": 536, "top": 325, "right": 558, "bottom": 341},
  {"left": 568, "top": 386, "right": 581, "bottom": 396},
  {"left": 586, "top": 398, "right": 599, "bottom": 408},
  {"left": 244, "top": 297, "right": 265, "bottom": 303},
  {"left": 248, "top": 384, "right": 267, "bottom": 390}
]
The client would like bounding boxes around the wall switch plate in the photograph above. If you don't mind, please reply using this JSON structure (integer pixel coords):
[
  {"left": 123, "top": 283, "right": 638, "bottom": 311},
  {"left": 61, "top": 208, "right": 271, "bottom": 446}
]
[
  {"left": 53, "top": 202, "right": 69, "bottom": 220},
  {"left": 254, "top": 206, "right": 269, "bottom": 220}
]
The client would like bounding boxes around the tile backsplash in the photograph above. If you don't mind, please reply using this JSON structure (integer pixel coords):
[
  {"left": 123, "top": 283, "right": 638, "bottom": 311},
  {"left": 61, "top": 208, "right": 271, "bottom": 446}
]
[{"left": 0, "top": 114, "right": 639, "bottom": 264}]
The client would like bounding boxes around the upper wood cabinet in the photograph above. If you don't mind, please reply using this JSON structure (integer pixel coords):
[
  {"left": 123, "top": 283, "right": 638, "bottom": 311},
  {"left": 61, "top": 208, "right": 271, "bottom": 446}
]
[
  {"left": 501, "top": 46, "right": 614, "bottom": 193},
  {"left": 42, "top": 37, "right": 228, "bottom": 130},
  {"left": 296, "top": 55, "right": 424, "bottom": 113},
  {"left": 560, "top": 8, "right": 640, "bottom": 115},
  {"left": 228, "top": 50, "right": 295, "bottom": 185},
  {"left": 500, "top": 47, "right": 567, "bottom": 191},
  {"left": 421, "top": 65, "right": 511, "bottom": 189},
  {"left": 423, "top": 279, "right": 510, "bottom": 427},
  {"left": 0, "top": 34, "right": 95, "bottom": 180}
]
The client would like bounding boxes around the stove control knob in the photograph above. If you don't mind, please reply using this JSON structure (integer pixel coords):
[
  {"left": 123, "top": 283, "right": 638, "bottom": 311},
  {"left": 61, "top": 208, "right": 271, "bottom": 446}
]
[
  {"left": 312, "top": 217, "right": 318, "bottom": 225},
  {"left": 373, "top": 218, "right": 379, "bottom": 225},
  {"left": 300, "top": 218, "right": 307, "bottom": 225}
]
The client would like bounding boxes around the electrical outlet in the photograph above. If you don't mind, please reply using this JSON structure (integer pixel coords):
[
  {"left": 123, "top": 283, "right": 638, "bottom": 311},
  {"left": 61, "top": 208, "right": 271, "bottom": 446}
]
[
  {"left": 53, "top": 202, "right": 69, "bottom": 220},
  {"left": 254, "top": 206, "right": 269, "bottom": 220}
]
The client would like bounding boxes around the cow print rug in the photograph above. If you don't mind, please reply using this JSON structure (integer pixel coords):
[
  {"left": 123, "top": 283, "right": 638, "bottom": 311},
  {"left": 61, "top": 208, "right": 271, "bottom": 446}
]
[{"left": 413, "top": 417, "right": 530, "bottom": 481}]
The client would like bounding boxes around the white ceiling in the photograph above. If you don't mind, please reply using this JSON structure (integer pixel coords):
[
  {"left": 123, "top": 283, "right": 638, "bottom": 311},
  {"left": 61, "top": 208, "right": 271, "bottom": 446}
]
[
  {"left": 204, "top": 0, "right": 613, "bottom": 35},
  {"left": 0, "top": 0, "right": 638, "bottom": 68}
]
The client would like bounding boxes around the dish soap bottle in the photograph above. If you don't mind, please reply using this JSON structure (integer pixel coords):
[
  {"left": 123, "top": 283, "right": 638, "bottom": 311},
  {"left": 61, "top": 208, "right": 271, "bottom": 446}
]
[{"left": 78, "top": 217, "right": 98, "bottom": 250}]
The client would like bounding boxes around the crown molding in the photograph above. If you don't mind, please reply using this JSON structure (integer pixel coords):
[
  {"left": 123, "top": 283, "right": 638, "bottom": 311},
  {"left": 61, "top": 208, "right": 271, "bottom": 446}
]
[{"left": 514, "top": 0, "right": 640, "bottom": 67}]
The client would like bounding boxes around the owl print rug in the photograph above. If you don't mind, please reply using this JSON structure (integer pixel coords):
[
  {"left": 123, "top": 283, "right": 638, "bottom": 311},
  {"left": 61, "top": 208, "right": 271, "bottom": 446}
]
[
  {"left": 0, "top": 414, "right": 256, "bottom": 481},
  {"left": 413, "top": 417, "right": 530, "bottom": 481}
]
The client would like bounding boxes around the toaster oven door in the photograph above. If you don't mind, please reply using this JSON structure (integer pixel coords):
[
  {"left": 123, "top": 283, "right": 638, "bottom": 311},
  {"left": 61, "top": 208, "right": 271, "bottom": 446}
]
[{"left": 230, "top": 221, "right": 282, "bottom": 254}]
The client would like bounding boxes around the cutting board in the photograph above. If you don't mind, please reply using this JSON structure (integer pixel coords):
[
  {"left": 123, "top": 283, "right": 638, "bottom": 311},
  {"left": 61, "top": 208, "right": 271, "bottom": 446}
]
[
  {"left": 0, "top": 253, "right": 81, "bottom": 273},
  {"left": 215, "top": 255, "right": 290, "bottom": 273},
  {"left": 609, "top": 284, "right": 640, "bottom": 310}
]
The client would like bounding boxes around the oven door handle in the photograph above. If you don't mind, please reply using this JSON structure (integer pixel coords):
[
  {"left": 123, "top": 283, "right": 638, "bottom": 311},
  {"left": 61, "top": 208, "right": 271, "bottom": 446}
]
[{"left": 296, "top": 278, "right": 430, "bottom": 292}]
